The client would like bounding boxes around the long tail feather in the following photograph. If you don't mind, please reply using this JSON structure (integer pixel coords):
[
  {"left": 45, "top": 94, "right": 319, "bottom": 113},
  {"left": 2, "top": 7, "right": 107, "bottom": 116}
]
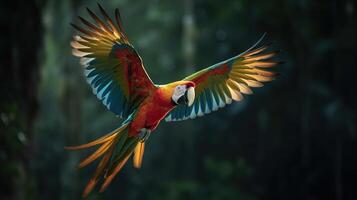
[
  {"left": 99, "top": 136, "right": 140, "bottom": 192},
  {"left": 77, "top": 140, "right": 114, "bottom": 169},
  {"left": 133, "top": 142, "right": 145, "bottom": 169},
  {"left": 65, "top": 125, "right": 125, "bottom": 150},
  {"left": 66, "top": 122, "right": 144, "bottom": 198},
  {"left": 99, "top": 154, "right": 131, "bottom": 192},
  {"left": 82, "top": 146, "right": 114, "bottom": 198}
]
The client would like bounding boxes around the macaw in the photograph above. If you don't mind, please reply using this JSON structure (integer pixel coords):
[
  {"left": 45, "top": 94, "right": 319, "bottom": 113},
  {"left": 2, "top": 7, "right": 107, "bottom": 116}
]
[{"left": 67, "top": 4, "right": 280, "bottom": 197}]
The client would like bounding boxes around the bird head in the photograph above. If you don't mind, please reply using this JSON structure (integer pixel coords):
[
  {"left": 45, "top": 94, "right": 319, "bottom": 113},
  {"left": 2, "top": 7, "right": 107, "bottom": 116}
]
[{"left": 171, "top": 82, "right": 195, "bottom": 107}]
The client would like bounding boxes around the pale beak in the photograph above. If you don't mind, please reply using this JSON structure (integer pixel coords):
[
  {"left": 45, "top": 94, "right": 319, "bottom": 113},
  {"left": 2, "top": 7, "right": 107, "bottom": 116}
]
[{"left": 186, "top": 87, "right": 195, "bottom": 107}]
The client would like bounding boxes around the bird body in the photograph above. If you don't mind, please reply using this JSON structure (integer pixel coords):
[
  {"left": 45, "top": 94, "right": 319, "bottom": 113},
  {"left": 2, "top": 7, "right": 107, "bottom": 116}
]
[
  {"left": 128, "top": 81, "right": 195, "bottom": 136},
  {"left": 67, "top": 4, "right": 281, "bottom": 197}
]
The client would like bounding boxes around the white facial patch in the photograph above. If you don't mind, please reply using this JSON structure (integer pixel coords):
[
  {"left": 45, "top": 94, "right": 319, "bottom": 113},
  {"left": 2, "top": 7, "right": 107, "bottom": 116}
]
[{"left": 172, "top": 85, "right": 186, "bottom": 104}]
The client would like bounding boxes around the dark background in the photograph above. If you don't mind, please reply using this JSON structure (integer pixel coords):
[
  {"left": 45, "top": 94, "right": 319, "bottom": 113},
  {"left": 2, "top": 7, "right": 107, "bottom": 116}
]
[{"left": 1, "top": 0, "right": 356, "bottom": 200}]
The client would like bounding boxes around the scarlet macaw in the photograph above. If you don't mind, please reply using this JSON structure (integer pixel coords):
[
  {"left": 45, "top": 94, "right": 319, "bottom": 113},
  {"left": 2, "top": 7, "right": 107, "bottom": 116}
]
[{"left": 67, "top": 4, "right": 280, "bottom": 197}]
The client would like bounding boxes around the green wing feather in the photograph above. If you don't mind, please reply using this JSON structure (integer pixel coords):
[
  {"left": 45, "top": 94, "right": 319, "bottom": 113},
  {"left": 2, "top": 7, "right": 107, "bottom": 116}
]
[{"left": 166, "top": 35, "right": 281, "bottom": 121}]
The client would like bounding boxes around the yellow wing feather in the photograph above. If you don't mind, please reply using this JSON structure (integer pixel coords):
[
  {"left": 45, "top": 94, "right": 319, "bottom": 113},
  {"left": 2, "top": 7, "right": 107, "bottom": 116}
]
[{"left": 166, "top": 35, "right": 281, "bottom": 122}]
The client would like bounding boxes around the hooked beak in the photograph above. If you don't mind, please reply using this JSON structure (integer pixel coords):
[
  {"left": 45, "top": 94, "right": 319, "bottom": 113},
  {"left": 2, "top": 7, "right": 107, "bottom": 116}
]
[
  {"left": 186, "top": 86, "right": 195, "bottom": 107},
  {"left": 174, "top": 86, "right": 195, "bottom": 106},
  {"left": 173, "top": 85, "right": 195, "bottom": 106}
]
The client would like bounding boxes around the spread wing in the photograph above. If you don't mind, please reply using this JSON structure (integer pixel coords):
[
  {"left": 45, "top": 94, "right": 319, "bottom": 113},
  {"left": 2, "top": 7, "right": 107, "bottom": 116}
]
[
  {"left": 71, "top": 4, "right": 155, "bottom": 118},
  {"left": 165, "top": 35, "right": 280, "bottom": 122}
]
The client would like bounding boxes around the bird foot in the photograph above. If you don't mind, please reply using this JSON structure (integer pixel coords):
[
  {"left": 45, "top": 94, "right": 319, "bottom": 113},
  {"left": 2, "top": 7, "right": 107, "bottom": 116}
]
[{"left": 139, "top": 129, "right": 151, "bottom": 142}]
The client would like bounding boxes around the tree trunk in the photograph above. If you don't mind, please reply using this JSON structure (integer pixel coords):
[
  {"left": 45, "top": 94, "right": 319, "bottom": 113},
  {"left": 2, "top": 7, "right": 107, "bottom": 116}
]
[{"left": 0, "top": 0, "right": 44, "bottom": 199}]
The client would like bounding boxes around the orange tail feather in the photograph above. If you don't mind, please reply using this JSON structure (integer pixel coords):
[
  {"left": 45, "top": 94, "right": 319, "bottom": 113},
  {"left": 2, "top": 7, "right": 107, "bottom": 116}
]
[
  {"left": 65, "top": 122, "right": 143, "bottom": 198},
  {"left": 133, "top": 142, "right": 145, "bottom": 169}
]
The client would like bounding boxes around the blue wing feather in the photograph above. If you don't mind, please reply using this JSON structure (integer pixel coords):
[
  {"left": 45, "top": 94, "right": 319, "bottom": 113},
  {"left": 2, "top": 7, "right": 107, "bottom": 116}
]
[
  {"left": 200, "top": 92, "right": 207, "bottom": 114},
  {"left": 205, "top": 90, "right": 213, "bottom": 112},
  {"left": 165, "top": 34, "right": 278, "bottom": 122},
  {"left": 86, "top": 63, "right": 129, "bottom": 117}
]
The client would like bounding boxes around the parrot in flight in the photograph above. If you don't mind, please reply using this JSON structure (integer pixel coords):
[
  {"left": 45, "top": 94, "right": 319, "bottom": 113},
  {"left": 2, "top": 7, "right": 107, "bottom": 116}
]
[{"left": 67, "top": 4, "right": 280, "bottom": 197}]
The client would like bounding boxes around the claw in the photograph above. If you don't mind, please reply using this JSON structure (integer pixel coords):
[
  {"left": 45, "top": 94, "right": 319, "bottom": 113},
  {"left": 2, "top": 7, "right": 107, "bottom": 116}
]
[{"left": 139, "top": 129, "right": 151, "bottom": 142}]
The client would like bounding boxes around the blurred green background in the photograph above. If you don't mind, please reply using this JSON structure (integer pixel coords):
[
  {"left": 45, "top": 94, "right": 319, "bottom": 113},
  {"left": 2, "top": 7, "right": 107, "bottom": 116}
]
[{"left": 1, "top": 0, "right": 356, "bottom": 200}]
